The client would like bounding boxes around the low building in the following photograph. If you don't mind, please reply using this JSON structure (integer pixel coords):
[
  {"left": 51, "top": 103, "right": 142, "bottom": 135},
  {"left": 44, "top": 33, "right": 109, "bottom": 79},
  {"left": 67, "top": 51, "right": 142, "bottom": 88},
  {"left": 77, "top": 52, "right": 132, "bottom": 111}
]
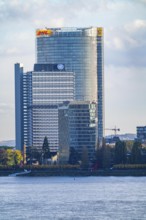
[
  {"left": 137, "top": 126, "right": 146, "bottom": 142},
  {"left": 58, "top": 101, "right": 97, "bottom": 163}
]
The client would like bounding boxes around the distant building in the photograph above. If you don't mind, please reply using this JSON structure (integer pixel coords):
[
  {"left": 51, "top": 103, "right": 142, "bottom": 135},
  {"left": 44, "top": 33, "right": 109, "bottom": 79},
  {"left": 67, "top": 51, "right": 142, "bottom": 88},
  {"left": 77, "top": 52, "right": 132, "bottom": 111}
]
[
  {"left": 105, "top": 136, "right": 120, "bottom": 144},
  {"left": 58, "top": 101, "right": 97, "bottom": 163},
  {"left": 15, "top": 63, "right": 75, "bottom": 151},
  {"left": 137, "top": 126, "right": 146, "bottom": 142}
]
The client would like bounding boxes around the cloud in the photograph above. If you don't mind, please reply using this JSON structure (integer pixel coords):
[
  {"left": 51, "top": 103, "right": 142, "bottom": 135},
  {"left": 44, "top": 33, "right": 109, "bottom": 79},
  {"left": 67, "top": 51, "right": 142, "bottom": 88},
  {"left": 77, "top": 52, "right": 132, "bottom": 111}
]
[
  {"left": 0, "top": 0, "right": 32, "bottom": 21},
  {"left": 105, "top": 19, "right": 146, "bottom": 50},
  {"left": 0, "top": 0, "right": 122, "bottom": 25},
  {"left": 124, "top": 19, "right": 146, "bottom": 33},
  {"left": 104, "top": 19, "right": 146, "bottom": 67},
  {"left": 139, "top": 0, "right": 146, "bottom": 4}
]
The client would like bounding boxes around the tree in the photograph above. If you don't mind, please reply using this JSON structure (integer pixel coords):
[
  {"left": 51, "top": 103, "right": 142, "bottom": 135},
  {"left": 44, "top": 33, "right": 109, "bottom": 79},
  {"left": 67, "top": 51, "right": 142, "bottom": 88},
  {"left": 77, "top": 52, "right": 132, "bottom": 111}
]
[
  {"left": 5, "top": 149, "right": 14, "bottom": 166},
  {"left": 95, "top": 148, "right": 103, "bottom": 169},
  {"left": 95, "top": 139, "right": 111, "bottom": 169},
  {"left": 26, "top": 146, "right": 41, "bottom": 164},
  {"left": 81, "top": 146, "right": 89, "bottom": 169},
  {"left": 26, "top": 146, "right": 32, "bottom": 164},
  {"left": 68, "top": 147, "right": 80, "bottom": 165},
  {"left": 131, "top": 141, "right": 142, "bottom": 164},
  {"left": 114, "top": 141, "right": 127, "bottom": 164},
  {"left": 42, "top": 137, "right": 50, "bottom": 163},
  {"left": 0, "top": 149, "right": 22, "bottom": 166},
  {"left": 0, "top": 149, "right": 8, "bottom": 165},
  {"left": 102, "top": 144, "right": 111, "bottom": 169},
  {"left": 13, "top": 150, "right": 23, "bottom": 166}
]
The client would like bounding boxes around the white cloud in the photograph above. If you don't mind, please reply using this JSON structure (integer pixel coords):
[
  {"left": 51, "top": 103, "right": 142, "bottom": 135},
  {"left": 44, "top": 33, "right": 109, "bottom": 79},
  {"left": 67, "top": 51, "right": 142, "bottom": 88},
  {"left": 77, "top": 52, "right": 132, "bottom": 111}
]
[
  {"left": 105, "top": 19, "right": 146, "bottom": 51},
  {"left": 124, "top": 19, "right": 146, "bottom": 33}
]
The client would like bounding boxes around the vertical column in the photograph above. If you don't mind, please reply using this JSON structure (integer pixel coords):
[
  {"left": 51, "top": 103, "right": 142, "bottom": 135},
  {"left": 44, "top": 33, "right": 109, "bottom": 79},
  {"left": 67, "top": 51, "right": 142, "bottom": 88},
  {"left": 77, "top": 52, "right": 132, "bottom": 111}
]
[
  {"left": 97, "top": 27, "right": 104, "bottom": 147},
  {"left": 15, "top": 63, "right": 24, "bottom": 151}
]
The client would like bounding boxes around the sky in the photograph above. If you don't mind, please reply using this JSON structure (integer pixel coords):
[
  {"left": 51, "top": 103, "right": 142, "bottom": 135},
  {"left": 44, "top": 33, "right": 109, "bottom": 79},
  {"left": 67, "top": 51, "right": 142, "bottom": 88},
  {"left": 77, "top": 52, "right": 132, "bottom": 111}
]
[{"left": 0, "top": 0, "right": 146, "bottom": 141}]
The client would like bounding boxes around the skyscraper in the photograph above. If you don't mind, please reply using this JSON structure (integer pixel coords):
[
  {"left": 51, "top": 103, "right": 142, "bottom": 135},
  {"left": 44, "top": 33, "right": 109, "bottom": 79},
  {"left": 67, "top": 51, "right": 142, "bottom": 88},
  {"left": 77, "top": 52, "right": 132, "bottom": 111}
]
[
  {"left": 15, "top": 27, "right": 104, "bottom": 152},
  {"left": 36, "top": 27, "right": 104, "bottom": 145}
]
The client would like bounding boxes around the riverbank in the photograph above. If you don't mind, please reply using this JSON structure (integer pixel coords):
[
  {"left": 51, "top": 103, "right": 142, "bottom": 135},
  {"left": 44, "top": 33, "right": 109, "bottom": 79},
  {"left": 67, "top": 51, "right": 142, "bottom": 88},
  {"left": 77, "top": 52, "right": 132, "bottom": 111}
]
[{"left": 1, "top": 168, "right": 146, "bottom": 177}]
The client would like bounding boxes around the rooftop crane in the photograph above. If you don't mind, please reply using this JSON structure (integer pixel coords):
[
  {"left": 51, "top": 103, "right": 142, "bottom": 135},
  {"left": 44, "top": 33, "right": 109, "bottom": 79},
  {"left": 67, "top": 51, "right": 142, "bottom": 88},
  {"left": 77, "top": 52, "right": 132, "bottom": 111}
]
[{"left": 105, "top": 126, "right": 120, "bottom": 136}]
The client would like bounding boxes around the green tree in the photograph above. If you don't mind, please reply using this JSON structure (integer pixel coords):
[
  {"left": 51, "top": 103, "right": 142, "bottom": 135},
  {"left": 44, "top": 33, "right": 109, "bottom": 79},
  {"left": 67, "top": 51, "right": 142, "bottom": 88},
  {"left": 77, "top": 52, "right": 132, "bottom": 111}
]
[
  {"left": 102, "top": 144, "right": 111, "bottom": 169},
  {"left": 14, "top": 150, "right": 23, "bottom": 165},
  {"left": 42, "top": 137, "right": 50, "bottom": 163},
  {"left": 114, "top": 141, "right": 127, "bottom": 164},
  {"left": 0, "top": 149, "right": 23, "bottom": 166},
  {"left": 95, "top": 139, "right": 111, "bottom": 169},
  {"left": 131, "top": 141, "right": 142, "bottom": 164},
  {"left": 6, "top": 149, "right": 22, "bottom": 166},
  {"left": 6, "top": 149, "right": 14, "bottom": 166},
  {"left": 81, "top": 146, "right": 89, "bottom": 169},
  {"left": 0, "top": 149, "right": 8, "bottom": 165},
  {"left": 68, "top": 147, "right": 80, "bottom": 165}
]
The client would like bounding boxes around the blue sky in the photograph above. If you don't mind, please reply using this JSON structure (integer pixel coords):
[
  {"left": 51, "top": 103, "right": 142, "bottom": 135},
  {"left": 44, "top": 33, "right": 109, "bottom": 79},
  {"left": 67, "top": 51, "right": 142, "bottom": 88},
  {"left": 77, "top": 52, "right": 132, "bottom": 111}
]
[{"left": 0, "top": 0, "right": 146, "bottom": 140}]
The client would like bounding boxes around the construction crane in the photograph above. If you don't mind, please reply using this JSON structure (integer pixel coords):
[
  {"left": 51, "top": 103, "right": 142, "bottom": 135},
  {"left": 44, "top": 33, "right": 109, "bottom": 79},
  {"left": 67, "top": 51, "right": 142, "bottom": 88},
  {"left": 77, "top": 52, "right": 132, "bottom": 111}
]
[{"left": 105, "top": 126, "right": 120, "bottom": 136}]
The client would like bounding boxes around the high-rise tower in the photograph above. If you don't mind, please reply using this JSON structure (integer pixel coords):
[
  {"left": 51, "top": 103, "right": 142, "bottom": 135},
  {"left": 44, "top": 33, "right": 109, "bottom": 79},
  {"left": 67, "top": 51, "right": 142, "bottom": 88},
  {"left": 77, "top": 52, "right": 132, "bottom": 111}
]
[
  {"left": 36, "top": 27, "right": 104, "bottom": 145},
  {"left": 15, "top": 27, "right": 104, "bottom": 152}
]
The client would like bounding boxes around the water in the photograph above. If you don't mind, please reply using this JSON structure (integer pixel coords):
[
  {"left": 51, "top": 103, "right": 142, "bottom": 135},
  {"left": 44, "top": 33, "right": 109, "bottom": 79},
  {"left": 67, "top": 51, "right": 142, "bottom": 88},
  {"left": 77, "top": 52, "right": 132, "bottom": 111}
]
[{"left": 0, "top": 176, "right": 146, "bottom": 220}]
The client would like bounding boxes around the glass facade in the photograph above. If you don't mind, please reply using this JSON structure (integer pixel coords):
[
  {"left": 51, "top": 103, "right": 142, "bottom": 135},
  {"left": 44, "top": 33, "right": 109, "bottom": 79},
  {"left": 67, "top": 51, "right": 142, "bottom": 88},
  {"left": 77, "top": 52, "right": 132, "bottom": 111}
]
[
  {"left": 36, "top": 27, "right": 97, "bottom": 102},
  {"left": 58, "top": 101, "right": 97, "bottom": 162},
  {"left": 36, "top": 27, "right": 104, "bottom": 145},
  {"left": 15, "top": 27, "right": 104, "bottom": 152}
]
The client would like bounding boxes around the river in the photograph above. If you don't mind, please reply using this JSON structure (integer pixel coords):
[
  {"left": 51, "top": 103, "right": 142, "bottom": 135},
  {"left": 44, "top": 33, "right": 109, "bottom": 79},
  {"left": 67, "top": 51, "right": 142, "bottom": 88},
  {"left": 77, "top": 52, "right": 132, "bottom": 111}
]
[{"left": 0, "top": 176, "right": 146, "bottom": 219}]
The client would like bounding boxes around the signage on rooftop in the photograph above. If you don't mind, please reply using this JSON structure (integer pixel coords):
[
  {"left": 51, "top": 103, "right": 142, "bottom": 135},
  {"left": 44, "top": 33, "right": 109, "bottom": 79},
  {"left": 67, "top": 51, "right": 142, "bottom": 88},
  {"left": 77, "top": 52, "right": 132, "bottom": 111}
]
[
  {"left": 36, "top": 29, "right": 53, "bottom": 36},
  {"left": 97, "top": 27, "right": 103, "bottom": 37}
]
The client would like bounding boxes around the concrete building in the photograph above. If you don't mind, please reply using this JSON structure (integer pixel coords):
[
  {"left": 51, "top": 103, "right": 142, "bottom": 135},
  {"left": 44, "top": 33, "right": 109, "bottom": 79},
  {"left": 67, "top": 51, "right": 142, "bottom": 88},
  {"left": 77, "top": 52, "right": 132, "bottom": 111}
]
[
  {"left": 15, "top": 63, "right": 75, "bottom": 151},
  {"left": 58, "top": 101, "right": 97, "bottom": 163}
]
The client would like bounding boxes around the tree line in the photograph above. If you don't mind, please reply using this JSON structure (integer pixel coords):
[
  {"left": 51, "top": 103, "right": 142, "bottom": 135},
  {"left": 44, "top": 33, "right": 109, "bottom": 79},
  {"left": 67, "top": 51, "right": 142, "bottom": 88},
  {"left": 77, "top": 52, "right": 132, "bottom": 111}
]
[
  {"left": 0, "top": 148, "right": 22, "bottom": 166},
  {"left": 1, "top": 138, "right": 144, "bottom": 169},
  {"left": 68, "top": 140, "right": 146, "bottom": 170},
  {"left": 95, "top": 140, "right": 145, "bottom": 169}
]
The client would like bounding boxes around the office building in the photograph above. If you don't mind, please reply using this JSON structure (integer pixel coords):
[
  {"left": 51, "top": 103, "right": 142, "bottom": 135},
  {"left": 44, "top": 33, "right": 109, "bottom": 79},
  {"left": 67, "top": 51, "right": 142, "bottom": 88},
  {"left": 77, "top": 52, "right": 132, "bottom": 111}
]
[
  {"left": 58, "top": 101, "right": 97, "bottom": 163},
  {"left": 36, "top": 27, "right": 104, "bottom": 145},
  {"left": 15, "top": 27, "right": 104, "bottom": 152},
  {"left": 15, "top": 63, "right": 75, "bottom": 151},
  {"left": 137, "top": 126, "right": 146, "bottom": 142}
]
